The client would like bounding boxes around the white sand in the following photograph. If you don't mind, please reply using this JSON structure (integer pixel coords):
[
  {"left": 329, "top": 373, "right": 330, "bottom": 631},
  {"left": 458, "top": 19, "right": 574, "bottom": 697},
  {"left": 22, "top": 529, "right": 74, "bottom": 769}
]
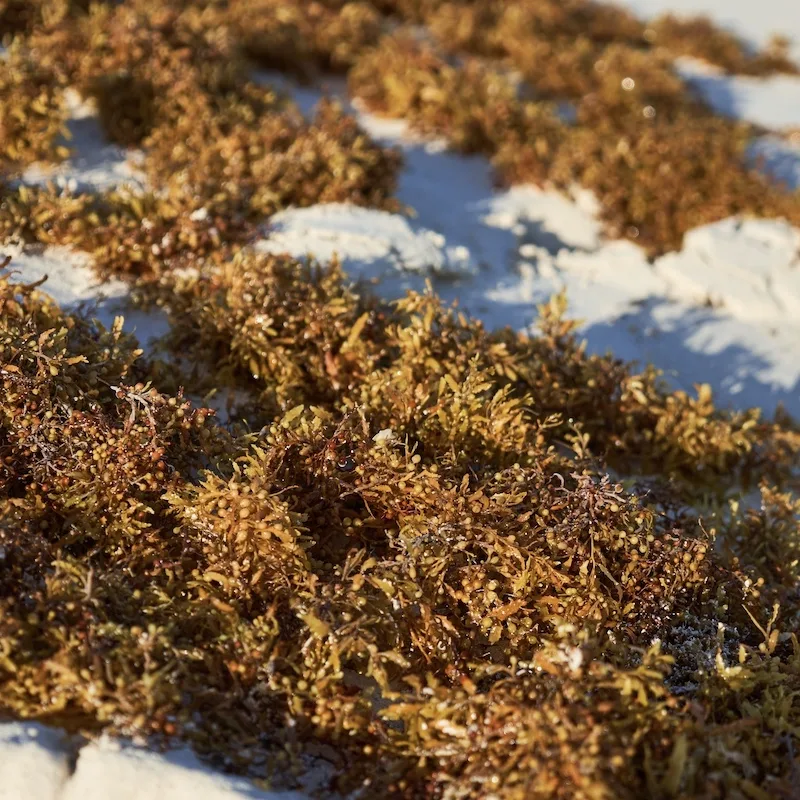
[
  {"left": 0, "top": 724, "right": 311, "bottom": 800},
  {"left": 0, "top": 724, "right": 73, "bottom": 800},
  {"left": 22, "top": 89, "right": 146, "bottom": 193},
  {"left": 255, "top": 86, "right": 800, "bottom": 416}
]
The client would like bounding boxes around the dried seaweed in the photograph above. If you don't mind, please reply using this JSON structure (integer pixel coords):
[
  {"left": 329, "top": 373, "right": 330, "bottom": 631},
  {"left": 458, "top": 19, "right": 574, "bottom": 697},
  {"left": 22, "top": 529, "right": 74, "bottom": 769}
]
[
  {"left": 230, "top": 0, "right": 382, "bottom": 77},
  {"left": 2, "top": 263, "right": 800, "bottom": 798},
  {"left": 2, "top": 0, "right": 798, "bottom": 263},
  {"left": 0, "top": 41, "right": 68, "bottom": 175},
  {"left": 349, "top": 23, "right": 800, "bottom": 255},
  {"left": 648, "top": 14, "right": 799, "bottom": 77},
  {"left": 1, "top": 1, "right": 800, "bottom": 797}
]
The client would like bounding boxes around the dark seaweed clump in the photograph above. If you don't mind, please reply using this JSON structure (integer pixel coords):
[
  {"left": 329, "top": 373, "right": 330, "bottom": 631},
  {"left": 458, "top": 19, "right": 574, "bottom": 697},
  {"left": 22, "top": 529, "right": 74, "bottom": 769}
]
[{"left": 1, "top": 1, "right": 402, "bottom": 276}]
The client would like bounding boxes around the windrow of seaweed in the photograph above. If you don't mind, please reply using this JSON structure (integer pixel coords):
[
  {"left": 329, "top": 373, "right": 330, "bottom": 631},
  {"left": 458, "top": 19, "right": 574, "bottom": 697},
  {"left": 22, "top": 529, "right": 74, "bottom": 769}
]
[
  {"left": 136, "top": 256, "right": 793, "bottom": 490},
  {"left": 348, "top": 11, "right": 800, "bottom": 253},
  {"left": 1, "top": 1, "right": 401, "bottom": 276},
  {"left": 1, "top": 0, "right": 799, "bottom": 265},
  {"left": 1, "top": 259, "right": 799, "bottom": 798}
]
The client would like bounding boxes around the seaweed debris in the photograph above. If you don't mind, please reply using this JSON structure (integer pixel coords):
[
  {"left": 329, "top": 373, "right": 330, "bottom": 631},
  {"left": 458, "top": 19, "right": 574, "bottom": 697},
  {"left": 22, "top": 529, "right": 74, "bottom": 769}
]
[
  {"left": 1, "top": 2, "right": 800, "bottom": 798},
  {"left": 1, "top": 0, "right": 799, "bottom": 263},
  {"left": 1, "top": 259, "right": 799, "bottom": 797}
]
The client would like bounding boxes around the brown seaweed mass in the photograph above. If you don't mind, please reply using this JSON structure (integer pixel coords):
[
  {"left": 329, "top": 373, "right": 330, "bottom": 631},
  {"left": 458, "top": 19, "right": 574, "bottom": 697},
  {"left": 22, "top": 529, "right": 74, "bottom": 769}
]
[{"left": 1, "top": 2, "right": 800, "bottom": 799}]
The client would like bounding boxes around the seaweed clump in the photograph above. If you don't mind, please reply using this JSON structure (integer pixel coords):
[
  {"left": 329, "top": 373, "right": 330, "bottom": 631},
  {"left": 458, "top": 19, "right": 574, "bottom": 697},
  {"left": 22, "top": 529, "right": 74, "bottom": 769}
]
[
  {"left": 0, "top": 183, "right": 237, "bottom": 278},
  {"left": 2, "top": 0, "right": 800, "bottom": 265},
  {"left": 229, "top": 0, "right": 383, "bottom": 77},
  {"left": 0, "top": 0, "right": 401, "bottom": 276},
  {"left": 647, "top": 14, "right": 799, "bottom": 76},
  {"left": 349, "top": 16, "right": 800, "bottom": 254},
  {"left": 0, "top": 42, "right": 68, "bottom": 175},
  {"left": 1, "top": 259, "right": 799, "bottom": 798}
]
